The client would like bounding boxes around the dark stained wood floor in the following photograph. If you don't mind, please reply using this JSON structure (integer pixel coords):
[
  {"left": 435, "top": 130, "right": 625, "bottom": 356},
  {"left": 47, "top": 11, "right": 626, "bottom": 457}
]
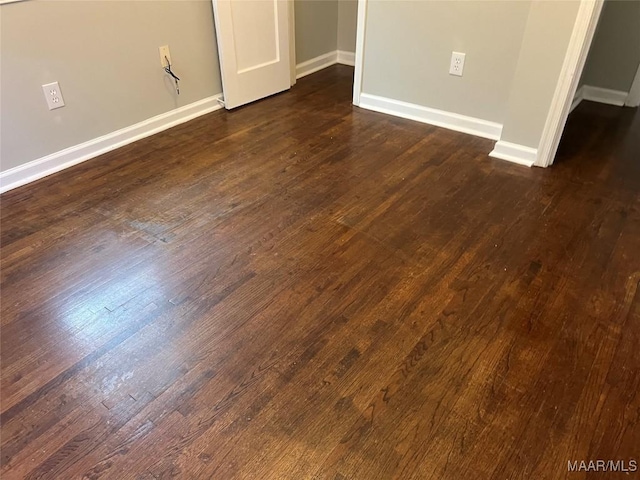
[{"left": 1, "top": 65, "right": 639, "bottom": 479}]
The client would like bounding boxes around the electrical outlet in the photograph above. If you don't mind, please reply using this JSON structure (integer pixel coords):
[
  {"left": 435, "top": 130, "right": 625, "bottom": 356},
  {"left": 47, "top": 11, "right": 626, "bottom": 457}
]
[
  {"left": 42, "top": 82, "right": 65, "bottom": 110},
  {"left": 449, "top": 52, "right": 466, "bottom": 77},
  {"left": 159, "top": 45, "right": 172, "bottom": 67}
]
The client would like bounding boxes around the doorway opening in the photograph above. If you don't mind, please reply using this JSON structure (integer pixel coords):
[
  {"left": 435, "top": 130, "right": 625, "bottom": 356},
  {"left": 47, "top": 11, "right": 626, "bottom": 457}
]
[
  {"left": 555, "top": 0, "right": 640, "bottom": 167},
  {"left": 538, "top": 0, "right": 640, "bottom": 167}
]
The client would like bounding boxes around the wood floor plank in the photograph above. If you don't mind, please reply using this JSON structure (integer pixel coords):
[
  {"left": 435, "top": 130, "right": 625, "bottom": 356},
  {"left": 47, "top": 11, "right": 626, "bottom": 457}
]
[{"left": 1, "top": 66, "right": 639, "bottom": 479}]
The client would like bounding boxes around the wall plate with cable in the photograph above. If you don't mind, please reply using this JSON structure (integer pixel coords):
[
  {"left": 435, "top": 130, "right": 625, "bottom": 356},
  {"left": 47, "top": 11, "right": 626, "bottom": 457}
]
[{"left": 159, "top": 45, "right": 172, "bottom": 68}]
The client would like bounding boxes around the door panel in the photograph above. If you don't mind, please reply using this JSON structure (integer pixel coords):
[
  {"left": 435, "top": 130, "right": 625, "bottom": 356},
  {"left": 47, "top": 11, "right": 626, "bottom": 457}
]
[{"left": 213, "top": 0, "right": 291, "bottom": 109}]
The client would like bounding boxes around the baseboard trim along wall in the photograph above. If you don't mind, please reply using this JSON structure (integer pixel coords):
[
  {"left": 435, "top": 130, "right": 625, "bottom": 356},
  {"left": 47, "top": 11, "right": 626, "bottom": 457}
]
[
  {"left": 571, "top": 84, "right": 629, "bottom": 112},
  {"left": 489, "top": 141, "right": 537, "bottom": 167},
  {"left": 296, "top": 50, "right": 356, "bottom": 79},
  {"left": 337, "top": 50, "right": 356, "bottom": 67},
  {"left": 570, "top": 85, "right": 585, "bottom": 113},
  {"left": 0, "top": 94, "right": 223, "bottom": 194},
  {"left": 358, "top": 93, "right": 537, "bottom": 166},
  {"left": 358, "top": 93, "right": 503, "bottom": 140}
]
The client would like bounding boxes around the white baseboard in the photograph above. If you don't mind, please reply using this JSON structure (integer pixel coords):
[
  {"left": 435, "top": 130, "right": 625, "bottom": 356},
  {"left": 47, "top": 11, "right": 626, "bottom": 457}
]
[
  {"left": 626, "top": 63, "right": 640, "bottom": 107},
  {"left": 489, "top": 141, "right": 536, "bottom": 167},
  {"left": 570, "top": 85, "right": 585, "bottom": 113},
  {"left": 358, "top": 93, "right": 503, "bottom": 140},
  {"left": 572, "top": 85, "right": 629, "bottom": 110},
  {"left": 296, "top": 52, "right": 337, "bottom": 79},
  {"left": 0, "top": 94, "right": 223, "bottom": 194},
  {"left": 296, "top": 50, "right": 356, "bottom": 79},
  {"left": 337, "top": 50, "right": 356, "bottom": 67},
  {"left": 584, "top": 85, "right": 628, "bottom": 106}
]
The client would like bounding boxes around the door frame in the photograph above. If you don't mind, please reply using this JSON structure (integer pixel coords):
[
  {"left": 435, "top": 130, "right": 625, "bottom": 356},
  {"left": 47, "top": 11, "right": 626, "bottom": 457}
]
[
  {"left": 352, "top": 0, "right": 367, "bottom": 106},
  {"left": 536, "top": 0, "right": 604, "bottom": 167},
  {"left": 288, "top": 0, "right": 296, "bottom": 86}
]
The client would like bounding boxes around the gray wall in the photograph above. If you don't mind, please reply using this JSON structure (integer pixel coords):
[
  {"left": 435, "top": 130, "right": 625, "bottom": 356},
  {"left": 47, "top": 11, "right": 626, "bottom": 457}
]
[
  {"left": 360, "top": 0, "right": 583, "bottom": 151},
  {"left": 500, "top": 0, "right": 581, "bottom": 148},
  {"left": 1, "top": 0, "right": 589, "bottom": 175},
  {"left": 580, "top": 0, "right": 640, "bottom": 92},
  {"left": 0, "top": 0, "right": 222, "bottom": 172},
  {"left": 294, "top": 0, "right": 339, "bottom": 63},
  {"left": 1, "top": 0, "right": 352, "bottom": 173},
  {"left": 361, "top": 1, "right": 532, "bottom": 124},
  {"left": 338, "top": 0, "right": 358, "bottom": 53}
]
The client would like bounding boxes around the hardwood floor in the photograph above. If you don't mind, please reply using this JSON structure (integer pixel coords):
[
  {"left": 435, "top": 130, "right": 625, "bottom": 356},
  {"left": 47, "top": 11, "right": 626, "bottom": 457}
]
[{"left": 1, "top": 65, "right": 639, "bottom": 479}]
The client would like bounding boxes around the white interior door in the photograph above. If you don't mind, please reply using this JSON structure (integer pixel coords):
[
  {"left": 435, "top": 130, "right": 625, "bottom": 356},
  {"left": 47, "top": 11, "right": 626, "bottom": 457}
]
[{"left": 212, "top": 0, "right": 291, "bottom": 110}]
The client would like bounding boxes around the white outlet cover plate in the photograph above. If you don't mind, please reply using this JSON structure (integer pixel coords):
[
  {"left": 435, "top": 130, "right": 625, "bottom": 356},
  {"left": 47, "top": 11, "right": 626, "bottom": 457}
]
[
  {"left": 42, "top": 82, "right": 65, "bottom": 110},
  {"left": 449, "top": 52, "right": 466, "bottom": 77}
]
